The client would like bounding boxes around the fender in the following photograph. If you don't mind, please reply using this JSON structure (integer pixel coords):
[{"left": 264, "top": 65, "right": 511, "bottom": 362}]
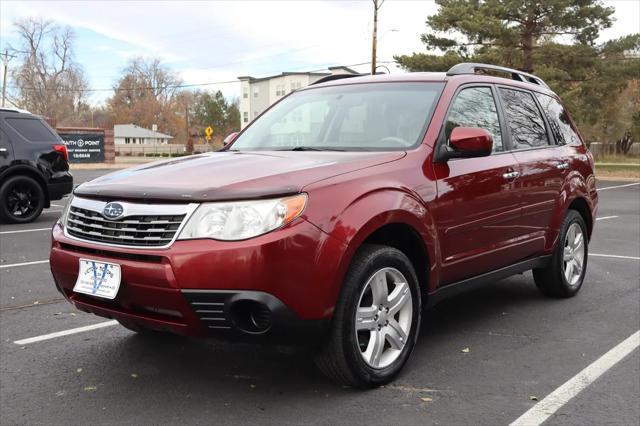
[
  {"left": 0, "top": 163, "right": 51, "bottom": 206},
  {"left": 545, "top": 168, "right": 597, "bottom": 252},
  {"left": 304, "top": 185, "right": 440, "bottom": 314},
  {"left": 0, "top": 162, "right": 46, "bottom": 182}
]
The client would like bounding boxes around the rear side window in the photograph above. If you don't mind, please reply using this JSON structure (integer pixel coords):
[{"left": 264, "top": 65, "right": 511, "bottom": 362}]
[
  {"left": 5, "top": 117, "right": 57, "bottom": 142},
  {"left": 445, "top": 87, "right": 504, "bottom": 152},
  {"left": 534, "top": 93, "right": 581, "bottom": 146},
  {"left": 499, "top": 88, "right": 550, "bottom": 149}
]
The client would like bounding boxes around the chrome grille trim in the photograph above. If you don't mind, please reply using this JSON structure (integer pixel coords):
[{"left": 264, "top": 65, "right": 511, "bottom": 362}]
[{"left": 63, "top": 196, "right": 199, "bottom": 250}]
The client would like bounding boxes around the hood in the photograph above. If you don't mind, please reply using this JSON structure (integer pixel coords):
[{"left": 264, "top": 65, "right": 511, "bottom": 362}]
[{"left": 74, "top": 150, "right": 406, "bottom": 202}]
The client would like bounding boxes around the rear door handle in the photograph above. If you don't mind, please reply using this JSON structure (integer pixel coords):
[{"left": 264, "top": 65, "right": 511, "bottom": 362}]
[{"left": 503, "top": 171, "right": 520, "bottom": 180}]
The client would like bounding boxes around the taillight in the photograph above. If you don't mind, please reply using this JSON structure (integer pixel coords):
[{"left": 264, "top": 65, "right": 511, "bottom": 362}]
[{"left": 53, "top": 144, "right": 68, "bottom": 162}]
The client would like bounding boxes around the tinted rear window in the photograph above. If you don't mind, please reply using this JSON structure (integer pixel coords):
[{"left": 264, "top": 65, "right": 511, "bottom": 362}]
[
  {"left": 534, "top": 93, "right": 582, "bottom": 146},
  {"left": 499, "top": 88, "right": 550, "bottom": 149},
  {"left": 5, "top": 117, "right": 58, "bottom": 142}
]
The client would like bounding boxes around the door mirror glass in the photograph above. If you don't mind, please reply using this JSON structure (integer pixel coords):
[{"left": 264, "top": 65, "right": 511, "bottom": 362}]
[{"left": 447, "top": 127, "right": 493, "bottom": 158}]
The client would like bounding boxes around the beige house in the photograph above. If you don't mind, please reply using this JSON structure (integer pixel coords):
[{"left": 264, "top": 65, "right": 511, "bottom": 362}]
[{"left": 114, "top": 124, "right": 173, "bottom": 145}]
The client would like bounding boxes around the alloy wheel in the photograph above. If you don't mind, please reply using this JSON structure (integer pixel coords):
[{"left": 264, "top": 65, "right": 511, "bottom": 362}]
[
  {"left": 355, "top": 267, "right": 413, "bottom": 369},
  {"left": 563, "top": 222, "right": 585, "bottom": 286}
]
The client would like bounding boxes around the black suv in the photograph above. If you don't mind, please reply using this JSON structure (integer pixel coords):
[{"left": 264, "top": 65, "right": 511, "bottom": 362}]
[{"left": 0, "top": 108, "right": 73, "bottom": 223}]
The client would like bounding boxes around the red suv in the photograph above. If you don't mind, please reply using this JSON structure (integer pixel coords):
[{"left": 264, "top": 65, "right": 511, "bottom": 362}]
[{"left": 50, "top": 63, "right": 597, "bottom": 388}]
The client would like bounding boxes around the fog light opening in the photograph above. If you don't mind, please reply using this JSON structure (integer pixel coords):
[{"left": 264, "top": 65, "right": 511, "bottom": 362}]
[{"left": 230, "top": 300, "right": 272, "bottom": 334}]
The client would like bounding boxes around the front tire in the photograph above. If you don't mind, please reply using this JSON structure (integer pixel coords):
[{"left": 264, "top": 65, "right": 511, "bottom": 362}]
[
  {"left": 0, "top": 175, "right": 45, "bottom": 224},
  {"left": 533, "top": 210, "right": 588, "bottom": 298},
  {"left": 314, "top": 244, "right": 421, "bottom": 388}
]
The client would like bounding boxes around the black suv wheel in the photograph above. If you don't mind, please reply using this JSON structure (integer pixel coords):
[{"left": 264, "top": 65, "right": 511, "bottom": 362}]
[{"left": 0, "top": 175, "right": 45, "bottom": 224}]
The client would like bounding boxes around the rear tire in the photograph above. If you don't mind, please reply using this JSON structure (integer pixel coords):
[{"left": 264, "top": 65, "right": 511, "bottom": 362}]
[
  {"left": 314, "top": 244, "right": 421, "bottom": 388},
  {"left": 0, "top": 175, "right": 45, "bottom": 224},
  {"left": 533, "top": 210, "right": 588, "bottom": 298}
]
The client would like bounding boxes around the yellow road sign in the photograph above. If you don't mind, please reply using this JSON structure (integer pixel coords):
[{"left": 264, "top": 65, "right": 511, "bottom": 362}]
[{"left": 205, "top": 126, "right": 213, "bottom": 137}]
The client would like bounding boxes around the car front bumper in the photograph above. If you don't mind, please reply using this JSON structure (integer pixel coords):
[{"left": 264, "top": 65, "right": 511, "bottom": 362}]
[{"left": 49, "top": 219, "right": 345, "bottom": 341}]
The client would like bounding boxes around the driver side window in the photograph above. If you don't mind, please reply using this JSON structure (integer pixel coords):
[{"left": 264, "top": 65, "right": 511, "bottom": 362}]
[{"left": 445, "top": 87, "right": 504, "bottom": 153}]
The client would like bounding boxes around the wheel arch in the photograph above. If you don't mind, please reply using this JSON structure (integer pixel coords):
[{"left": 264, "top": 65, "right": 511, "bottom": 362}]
[
  {"left": 360, "top": 222, "right": 430, "bottom": 297},
  {"left": 0, "top": 165, "right": 50, "bottom": 207},
  {"left": 567, "top": 196, "right": 593, "bottom": 240},
  {"left": 0, "top": 165, "right": 51, "bottom": 208},
  {"left": 324, "top": 201, "right": 438, "bottom": 315}
]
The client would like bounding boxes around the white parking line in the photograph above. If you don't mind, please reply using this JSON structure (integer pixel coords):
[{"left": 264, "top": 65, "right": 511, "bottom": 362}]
[
  {"left": 590, "top": 253, "right": 640, "bottom": 261},
  {"left": 510, "top": 330, "right": 640, "bottom": 426},
  {"left": 0, "top": 260, "right": 49, "bottom": 269},
  {"left": 0, "top": 228, "right": 51, "bottom": 235},
  {"left": 13, "top": 320, "right": 118, "bottom": 345},
  {"left": 50, "top": 203, "right": 64, "bottom": 208},
  {"left": 598, "top": 182, "right": 640, "bottom": 191},
  {"left": 595, "top": 216, "right": 618, "bottom": 221}
]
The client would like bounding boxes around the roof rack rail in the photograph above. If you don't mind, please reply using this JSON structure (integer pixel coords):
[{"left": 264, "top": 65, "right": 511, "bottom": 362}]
[
  {"left": 446, "top": 63, "right": 548, "bottom": 88},
  {"left": 310, "top": 74, "right": 362, "bottom": 86}
]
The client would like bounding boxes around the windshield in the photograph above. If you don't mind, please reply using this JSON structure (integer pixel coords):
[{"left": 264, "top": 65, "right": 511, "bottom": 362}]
[{"left": 231, "top": 82, "right": 444, "bottom": 151}]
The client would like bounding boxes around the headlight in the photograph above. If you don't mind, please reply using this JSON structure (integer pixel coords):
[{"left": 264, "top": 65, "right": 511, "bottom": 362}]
[
  {"left": 57, "top": 193, "right": 74, "bottom": 229},
  {"left": 177, "top": 194, "right": 307, "bottom": 241}
]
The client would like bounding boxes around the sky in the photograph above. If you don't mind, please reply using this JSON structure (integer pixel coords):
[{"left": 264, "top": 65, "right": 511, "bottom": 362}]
[{"left": 1, "top": 0, "right": 639, "bottom": 106}]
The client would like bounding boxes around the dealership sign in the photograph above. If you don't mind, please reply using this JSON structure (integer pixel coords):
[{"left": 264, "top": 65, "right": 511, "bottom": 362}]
[{"left": 57, "top": 133, "right": 105, "bottom": 163}]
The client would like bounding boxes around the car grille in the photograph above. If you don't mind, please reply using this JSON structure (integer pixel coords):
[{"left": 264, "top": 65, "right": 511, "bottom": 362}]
[{"left": 66, "top": 205, "right": 188, "bottom": 247}]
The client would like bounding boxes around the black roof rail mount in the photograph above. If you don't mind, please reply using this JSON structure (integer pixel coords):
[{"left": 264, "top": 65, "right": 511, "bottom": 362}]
[
  {"left": 311, "top": 74, "right": 363, "bottom": 86},
  {"left": 446, "top": 63, "right": 548, "bottom": 88}
]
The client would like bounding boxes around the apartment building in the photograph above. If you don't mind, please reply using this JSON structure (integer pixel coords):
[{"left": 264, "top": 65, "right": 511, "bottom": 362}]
[{"left": 237, "top": 66, "right": 358, "bottom": 129}]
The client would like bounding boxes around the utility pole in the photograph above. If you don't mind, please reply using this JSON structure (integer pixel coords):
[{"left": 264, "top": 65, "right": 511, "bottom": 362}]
[
  {"left": 185, "top": 103, "right": 193, "bottom": 154},
  {"left": 1, "top": 50, "right": 15, "bottom": 108},
  {"left": 371, "top": 0, "right": 384, "bottom": 75}
]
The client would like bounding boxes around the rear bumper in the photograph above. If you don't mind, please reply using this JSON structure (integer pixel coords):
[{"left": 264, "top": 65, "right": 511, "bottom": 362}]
[
  {"left": 49, "top": 219, "right": 344, "bottom": 341},
  {"left": 47, "top": 179, "right": 73, "bottom": 200}
]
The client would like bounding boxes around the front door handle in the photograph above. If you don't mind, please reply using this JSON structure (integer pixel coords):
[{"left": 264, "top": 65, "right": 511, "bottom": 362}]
[
  {"left": 503, "top": 171, "right": 520, "bottom": 180},
  {"left": 556, "top": 161, "right": 569, "bottom": 170}
]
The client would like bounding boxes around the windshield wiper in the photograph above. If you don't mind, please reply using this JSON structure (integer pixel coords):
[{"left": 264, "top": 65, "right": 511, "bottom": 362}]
[{"left": 285, "top": 146, "right": 346, "bottom": 152}]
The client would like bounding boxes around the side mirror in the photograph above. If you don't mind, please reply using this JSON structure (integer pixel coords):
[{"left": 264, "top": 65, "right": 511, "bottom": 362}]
[
  {"left": 440, "top": 127, "right": 493, "bottom": 161},
  {"left": 223, "top": 132, "right": 239, "bottom": 146}
]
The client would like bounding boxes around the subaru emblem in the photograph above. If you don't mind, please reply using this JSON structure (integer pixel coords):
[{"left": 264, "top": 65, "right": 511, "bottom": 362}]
[{"left": 102, "top": 202, "right": 124, "bottom": 220}]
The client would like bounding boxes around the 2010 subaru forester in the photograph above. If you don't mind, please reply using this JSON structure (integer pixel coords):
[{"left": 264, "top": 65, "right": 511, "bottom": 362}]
[{"left": 50, "top": 63, "right": 597, "bottom": 388}]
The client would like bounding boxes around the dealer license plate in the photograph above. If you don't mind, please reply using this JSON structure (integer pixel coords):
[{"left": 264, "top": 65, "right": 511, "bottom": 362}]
[{"left": 73, "top": 259, "right": 121, "bottom": 300}]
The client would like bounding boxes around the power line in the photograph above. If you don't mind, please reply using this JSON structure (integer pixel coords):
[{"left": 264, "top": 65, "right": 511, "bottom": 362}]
[{"left": 8, "top": 60, "right": 399, "bottom": 93}]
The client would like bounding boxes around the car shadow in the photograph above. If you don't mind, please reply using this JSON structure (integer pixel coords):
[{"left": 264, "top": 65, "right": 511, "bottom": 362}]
[{"left": 98, "top": 275, "right": 546, "bottom": 391}]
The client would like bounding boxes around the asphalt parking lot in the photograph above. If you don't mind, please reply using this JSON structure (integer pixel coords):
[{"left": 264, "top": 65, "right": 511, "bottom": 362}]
[{"left": 1, "top": 170, "right": 638, "bottom": 425}]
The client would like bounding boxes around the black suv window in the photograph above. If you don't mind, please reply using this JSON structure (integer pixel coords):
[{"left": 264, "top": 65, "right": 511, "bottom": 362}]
[
  {"left": 5, "top": 117, "right": 57, "bottom": 142},
  {"left": 498, "top": 88, "right": 550, "bottom": 149},
  {"left": 445, "top": 87, "right": 503, "bottom": 152},
  {"left": 534, "top": 93, "right": 581, "bottom": 146}
]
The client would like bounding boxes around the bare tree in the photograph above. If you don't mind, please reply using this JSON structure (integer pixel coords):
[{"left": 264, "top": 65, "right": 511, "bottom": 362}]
[
  {"left": 9, "top": 17, "right": 89, "bottom": 125},
  {"left": 108, "top": 57, "right": 184, "bottom": 140}
]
